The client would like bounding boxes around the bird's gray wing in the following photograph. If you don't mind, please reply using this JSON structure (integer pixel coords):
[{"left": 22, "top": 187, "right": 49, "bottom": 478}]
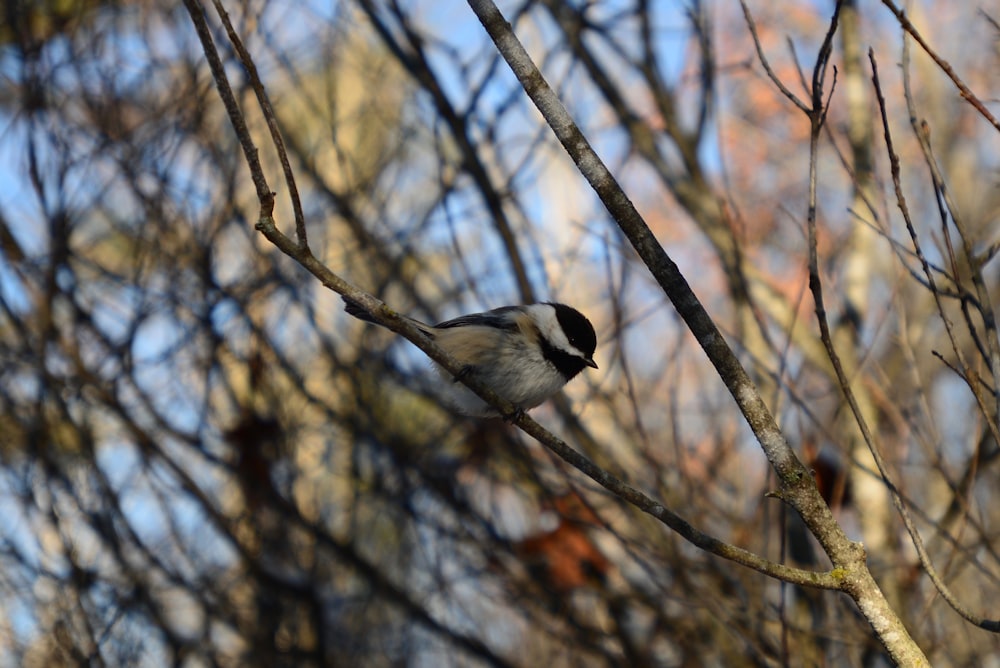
[{"left": 434, "top": 306, "right": 522, "bottom": 331}]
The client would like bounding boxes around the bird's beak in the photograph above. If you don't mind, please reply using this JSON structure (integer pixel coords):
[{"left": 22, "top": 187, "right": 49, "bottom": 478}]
[{"left": 585, "top": 358, "right": 598, "bottom": 369}]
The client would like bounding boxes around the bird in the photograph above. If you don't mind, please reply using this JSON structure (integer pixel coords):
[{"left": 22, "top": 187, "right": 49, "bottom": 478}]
[{"left": 344, "top": 297, "right": 598, "bottom": 416}]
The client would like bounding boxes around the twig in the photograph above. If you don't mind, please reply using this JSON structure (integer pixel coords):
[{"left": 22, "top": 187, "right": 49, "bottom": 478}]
[
  {"left": 739, "top": 0, "right": 810, "bottom": 114},
  {"left": 208, "top": 0, "right": 309, "bottom": 249},
  {"left": 871, "top": 48, "right": 1000, "bottom": 633},
  {"left": 182, "top": 0, "right": 274, "bottom": 218},
  {"left": 898, "top": 33, "right": 1000, "bottom": 442},
  {"left": 881, "top": 0, "right": 1000, "bottom": 134}
]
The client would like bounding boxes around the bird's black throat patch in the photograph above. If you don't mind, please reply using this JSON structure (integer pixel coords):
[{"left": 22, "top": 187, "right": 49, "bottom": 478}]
[{"left": 540, "top": 337, "right": 592, "bottom": 380}]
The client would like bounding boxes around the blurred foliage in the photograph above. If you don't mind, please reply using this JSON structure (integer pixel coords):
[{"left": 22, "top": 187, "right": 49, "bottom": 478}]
[{"left": 1, "top": 1, "right": 1000, "bottom": 666}]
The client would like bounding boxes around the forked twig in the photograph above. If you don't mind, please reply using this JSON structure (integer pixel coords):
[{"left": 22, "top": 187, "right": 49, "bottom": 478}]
[{"left": 207, "top": 0, "right": 309, "bottom": 248}]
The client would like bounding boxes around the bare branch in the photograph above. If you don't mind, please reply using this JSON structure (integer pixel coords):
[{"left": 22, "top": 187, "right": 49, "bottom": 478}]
[
  {"left": 861, "top": 31, "right": 1000, "bottom": 632},
  {"left": 208, "top": 0, "right": 309, "bottom": 249},
  {"left": 881, "top": 0, "right": 1000, "bottom": 133}
]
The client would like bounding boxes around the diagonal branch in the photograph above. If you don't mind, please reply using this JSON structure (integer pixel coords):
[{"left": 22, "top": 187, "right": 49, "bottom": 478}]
[
  {"left": 251, "top": 213, "right": 839, "bottom": 591},
  {"left": 881, "top": 0, "right": 1000, "bottom": 134},
  {"left": 466, "top": 0, "right": 929, "bottom": 664},
  {"left": 185, "top": 0, "right": 842, "bottom": 596},
  {"left": 208, "top": 0, "right": 309, "bottom": 249},
  {"left": 182, "top": 0, "right": 274, "bottom": 218}
]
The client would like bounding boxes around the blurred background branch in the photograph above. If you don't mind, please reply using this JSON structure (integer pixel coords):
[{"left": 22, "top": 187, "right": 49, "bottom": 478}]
[{"left": 2, "top": 1, "right": 1000, "bottom": 665}]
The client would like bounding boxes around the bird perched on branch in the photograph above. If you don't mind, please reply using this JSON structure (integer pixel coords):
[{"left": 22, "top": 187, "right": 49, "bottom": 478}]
[{"left": 344, "top": 298, "right": 597, "bottom": 416}]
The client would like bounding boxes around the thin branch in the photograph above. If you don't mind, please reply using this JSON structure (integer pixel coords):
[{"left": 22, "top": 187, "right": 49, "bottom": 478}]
[
  {"left": 898, "top": 34, "right": 1000, "bottom": 444},
  {"left": 739, "top": 0, "right": 811, "bottom": 114},
  {"left": 208, "top": 0, "right": 309, "bottom": 249},
  {"left": 881, "top": 0, "right": 1000, "bottom": 134},
  {"left": 872, "top": 49, "right": 1000, "bottom": 633},
  {"left": 182, "top": 0, "right": 274, "bottom": 218},
  {"left": 254, "top": 214, "right": 837, "bottom": 591}
]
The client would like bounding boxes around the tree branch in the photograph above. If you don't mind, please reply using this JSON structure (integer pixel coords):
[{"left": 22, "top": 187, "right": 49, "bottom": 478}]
[{"left": 466, "top": 0, "right": 929, "bottom": 664}]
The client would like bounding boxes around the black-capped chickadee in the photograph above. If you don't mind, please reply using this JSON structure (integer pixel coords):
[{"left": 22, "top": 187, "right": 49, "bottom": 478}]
[{"left": 344, "top": 298, "right": 598, "bottom": 416}]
